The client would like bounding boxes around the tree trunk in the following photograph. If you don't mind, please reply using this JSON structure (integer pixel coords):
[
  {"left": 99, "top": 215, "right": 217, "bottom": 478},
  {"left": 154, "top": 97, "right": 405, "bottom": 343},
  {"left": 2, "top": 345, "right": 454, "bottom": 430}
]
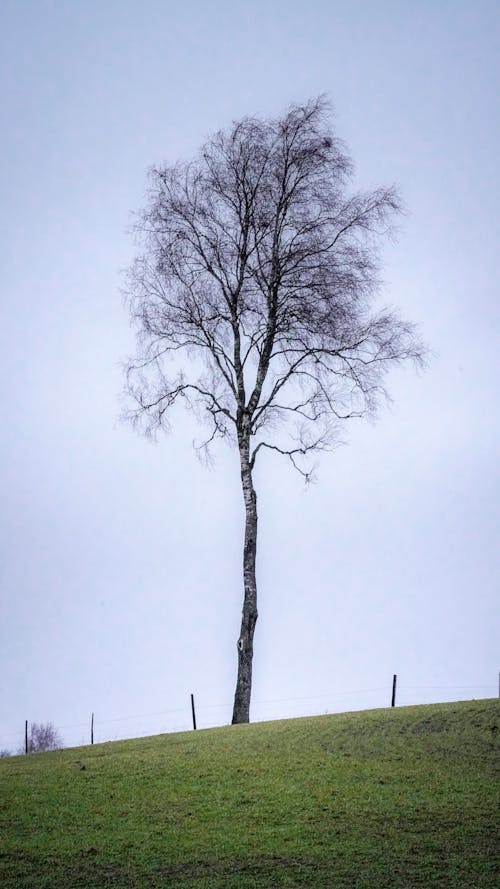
[{"left": 232, "top": 439, "right": 258, "bottom": 724}]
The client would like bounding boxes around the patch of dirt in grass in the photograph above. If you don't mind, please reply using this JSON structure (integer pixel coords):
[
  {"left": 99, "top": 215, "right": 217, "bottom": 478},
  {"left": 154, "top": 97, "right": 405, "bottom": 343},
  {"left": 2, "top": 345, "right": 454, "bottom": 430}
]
[{"left": 0, "top": 851, "right": 333, "bottom": 889}]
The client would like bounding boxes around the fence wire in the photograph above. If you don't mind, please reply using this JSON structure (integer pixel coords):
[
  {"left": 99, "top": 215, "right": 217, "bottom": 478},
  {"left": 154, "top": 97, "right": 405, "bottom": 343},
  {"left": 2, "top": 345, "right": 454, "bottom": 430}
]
[{"left": 1, "top": 681, "right": 496, "bottom": 754}]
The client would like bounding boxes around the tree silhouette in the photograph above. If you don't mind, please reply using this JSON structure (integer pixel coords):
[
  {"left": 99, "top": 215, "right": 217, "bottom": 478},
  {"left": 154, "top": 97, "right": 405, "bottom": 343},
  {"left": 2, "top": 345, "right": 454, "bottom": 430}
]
[{"left": 124, "top": 97, "right": 425, "bottom": 723}]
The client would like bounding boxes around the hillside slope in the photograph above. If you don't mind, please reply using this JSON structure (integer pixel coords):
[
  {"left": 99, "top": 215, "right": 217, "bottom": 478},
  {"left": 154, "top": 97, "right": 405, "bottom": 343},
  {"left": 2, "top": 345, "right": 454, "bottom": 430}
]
[{"left": 1, "top": 700, "right": 498, "bottom": 888}]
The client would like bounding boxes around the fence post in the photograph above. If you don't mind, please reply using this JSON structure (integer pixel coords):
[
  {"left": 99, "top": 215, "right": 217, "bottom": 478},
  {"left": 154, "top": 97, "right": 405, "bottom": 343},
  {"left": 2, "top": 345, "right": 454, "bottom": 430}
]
[
  {"left": 191, "top": 694, "right": 197, "bottom": 730},
  {"left": 91, "top": 713, "right": 94, "bottom": 745},
  {"left": 25, "top": 720, "right": 28, "bottom": 754},
  {"left": 391, "top": 674, "right": 397, "bottom": 707}
]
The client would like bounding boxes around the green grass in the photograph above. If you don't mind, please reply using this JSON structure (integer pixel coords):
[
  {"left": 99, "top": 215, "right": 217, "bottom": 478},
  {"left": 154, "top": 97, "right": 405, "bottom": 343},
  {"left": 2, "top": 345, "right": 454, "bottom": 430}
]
[{"left": 1, "top": 700, "right": 498, "bottom": 888}]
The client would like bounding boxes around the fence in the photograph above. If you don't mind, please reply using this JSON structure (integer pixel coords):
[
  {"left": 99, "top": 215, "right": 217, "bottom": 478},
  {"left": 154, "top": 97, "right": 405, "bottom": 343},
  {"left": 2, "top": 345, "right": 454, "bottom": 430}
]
[{"left": 1, "top": 676, "right": 497, "bottom": 754}]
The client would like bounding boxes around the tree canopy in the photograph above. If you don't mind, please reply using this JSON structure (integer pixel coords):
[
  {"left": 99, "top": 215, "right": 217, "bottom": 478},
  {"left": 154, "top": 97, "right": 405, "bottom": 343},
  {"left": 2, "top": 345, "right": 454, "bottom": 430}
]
[{"left": 125, "top": 97, "right": 423, "bottom": 477}]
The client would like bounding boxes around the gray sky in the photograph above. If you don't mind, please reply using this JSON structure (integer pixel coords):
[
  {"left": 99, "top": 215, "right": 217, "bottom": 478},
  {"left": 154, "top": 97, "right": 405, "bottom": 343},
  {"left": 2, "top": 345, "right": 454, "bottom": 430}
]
[{"left": 1, "top": 0, "right": 498, "bottom": 750}]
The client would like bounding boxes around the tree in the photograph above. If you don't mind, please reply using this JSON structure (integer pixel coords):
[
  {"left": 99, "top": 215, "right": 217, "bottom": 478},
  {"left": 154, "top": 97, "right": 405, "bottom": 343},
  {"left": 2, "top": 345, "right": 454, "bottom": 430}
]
[
  {"left": 24, "top": 722, "right": 62, "bottom": 753},
  {"left": 124, "top": 97, "right": 425, "bottom": 724}
]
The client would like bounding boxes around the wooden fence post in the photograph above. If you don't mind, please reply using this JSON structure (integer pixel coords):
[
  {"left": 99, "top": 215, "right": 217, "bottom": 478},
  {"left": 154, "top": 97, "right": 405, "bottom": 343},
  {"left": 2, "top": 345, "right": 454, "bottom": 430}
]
[
  {"left": 391, "top": 674, "right": 397, "bottom": 707},
  {"left": 91, "top": 713, "right": 94, "bottom": 745},
  {"left": 25, "top": 720, "right": 28, "bottom": 754},
  {"left": 191, "top": 694, "right": 197, "bottom": 730}
]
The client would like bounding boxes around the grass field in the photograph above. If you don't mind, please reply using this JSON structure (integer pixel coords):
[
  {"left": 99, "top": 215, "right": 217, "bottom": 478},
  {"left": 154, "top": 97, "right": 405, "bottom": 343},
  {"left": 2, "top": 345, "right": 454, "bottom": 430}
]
[{"left": 1, "top": 699, "right": 498, "bottom": 888}]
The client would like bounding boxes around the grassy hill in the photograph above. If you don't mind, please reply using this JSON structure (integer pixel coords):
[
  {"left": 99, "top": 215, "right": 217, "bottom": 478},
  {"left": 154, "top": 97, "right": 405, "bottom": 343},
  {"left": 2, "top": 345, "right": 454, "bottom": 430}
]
[{"left": 1, "top": 699, "right": 498, "bottom": 888}]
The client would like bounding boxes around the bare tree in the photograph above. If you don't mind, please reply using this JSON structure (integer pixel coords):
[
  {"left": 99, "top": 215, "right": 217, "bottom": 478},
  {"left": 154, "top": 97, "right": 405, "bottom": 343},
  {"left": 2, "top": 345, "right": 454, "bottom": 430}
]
[
  {"left": 124, "top": 97, "right": 425, "bottom": 724},
  {"left": 24, "top": 722, "right": 62, "bottom": 753}
]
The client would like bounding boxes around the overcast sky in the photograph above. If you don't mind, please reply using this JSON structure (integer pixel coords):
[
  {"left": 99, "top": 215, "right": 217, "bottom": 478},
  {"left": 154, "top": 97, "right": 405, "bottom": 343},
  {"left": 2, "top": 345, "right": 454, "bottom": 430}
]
[{"left": 1, "top": 0, "right": 498, "bottom": 751}]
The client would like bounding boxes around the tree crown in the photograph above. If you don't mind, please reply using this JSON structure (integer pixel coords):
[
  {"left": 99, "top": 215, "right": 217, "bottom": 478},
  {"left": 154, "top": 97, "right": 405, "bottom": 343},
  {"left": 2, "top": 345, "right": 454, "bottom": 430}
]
[{"left": 125, "top": 97, "right": 424, "bottom": 475}]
